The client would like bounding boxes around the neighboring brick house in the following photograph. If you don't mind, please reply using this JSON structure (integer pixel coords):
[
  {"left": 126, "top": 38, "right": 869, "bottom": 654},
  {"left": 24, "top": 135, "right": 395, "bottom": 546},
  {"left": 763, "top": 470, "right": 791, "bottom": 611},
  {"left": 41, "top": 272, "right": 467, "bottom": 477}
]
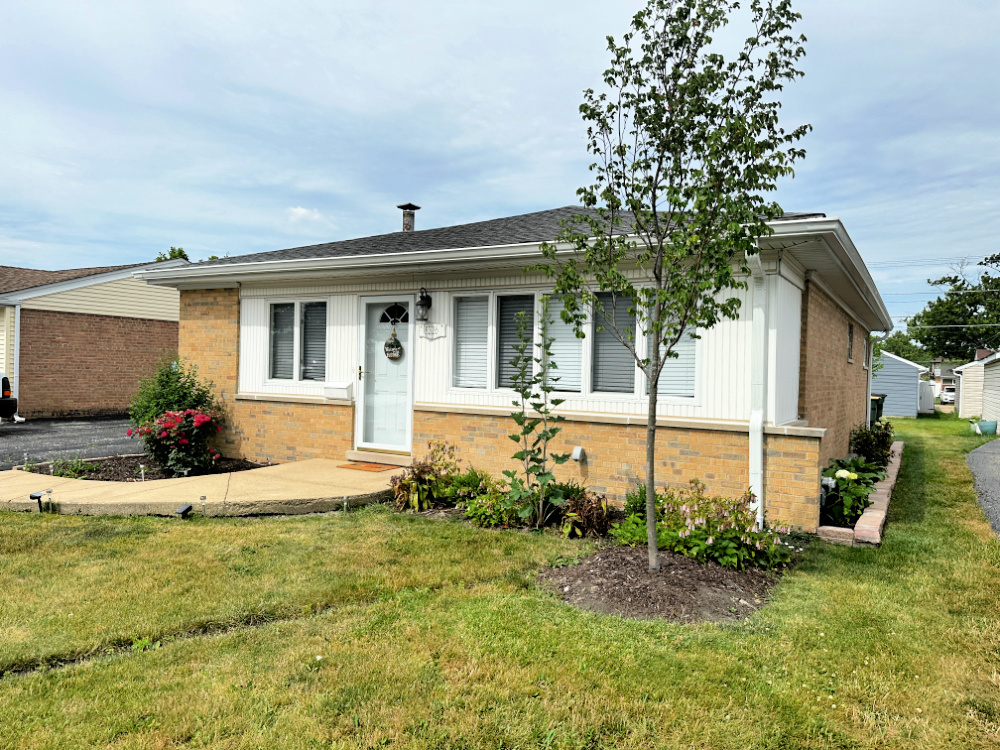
[
  {"left": 0, "top": 260, "right": 185, "bottom": 419},
  {"left": 137, "top": 207, "right": 891, "bottom": 533}
]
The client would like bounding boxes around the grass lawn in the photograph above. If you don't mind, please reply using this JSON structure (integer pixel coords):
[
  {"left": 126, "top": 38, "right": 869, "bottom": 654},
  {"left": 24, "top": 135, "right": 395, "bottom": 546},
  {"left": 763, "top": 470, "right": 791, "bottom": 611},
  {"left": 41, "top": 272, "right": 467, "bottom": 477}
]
[{"left": 2, "top": 415, "right": 1000, "bottom": 748}]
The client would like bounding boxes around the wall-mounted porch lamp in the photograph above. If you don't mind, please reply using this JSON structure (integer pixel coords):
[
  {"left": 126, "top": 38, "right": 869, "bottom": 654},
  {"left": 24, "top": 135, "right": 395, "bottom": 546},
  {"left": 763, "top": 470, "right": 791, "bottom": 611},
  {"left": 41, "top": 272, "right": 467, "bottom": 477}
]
[{"left": 415, "top": 288, "right": 433, "bottom": 322}]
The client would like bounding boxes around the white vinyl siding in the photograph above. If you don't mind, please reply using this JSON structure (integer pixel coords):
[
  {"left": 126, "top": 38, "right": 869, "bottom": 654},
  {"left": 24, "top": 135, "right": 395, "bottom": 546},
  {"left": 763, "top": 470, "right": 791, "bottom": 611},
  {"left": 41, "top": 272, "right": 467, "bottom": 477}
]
[
  {"left": 546, "top": 296, "right": 582, "bottom": 393},
  {"left": 983, "top": 361, "right": 1000, "bottom": 421},
  {"left": 496, "top": 295, "right": 534, "bottom": 388},
  {"left": 22, "top": 276, "right": 179, "bottom": 321},
  {"left": 453, "top": 296, "right": 488, "bottom": 388},
  {"left": 592, "top": 292, "right": 636, "bottom": 394}
]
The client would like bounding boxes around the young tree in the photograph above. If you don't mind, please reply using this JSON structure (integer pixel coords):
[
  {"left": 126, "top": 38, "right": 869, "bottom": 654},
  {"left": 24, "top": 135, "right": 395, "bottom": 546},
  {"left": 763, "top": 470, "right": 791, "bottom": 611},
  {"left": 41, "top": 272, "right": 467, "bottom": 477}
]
[{"left": 538, "top": 0, "right": 809, "bottom": 569}]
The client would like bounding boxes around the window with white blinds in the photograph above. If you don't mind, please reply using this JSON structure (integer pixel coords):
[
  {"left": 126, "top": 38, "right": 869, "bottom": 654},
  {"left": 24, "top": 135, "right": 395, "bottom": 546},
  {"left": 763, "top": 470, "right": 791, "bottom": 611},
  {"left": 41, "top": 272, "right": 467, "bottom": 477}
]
[
  {"left": 592, "top": 292, "right": 636, "bottom": 393},
  {"left": 270, "top": 303, "right": 294, "bottom": 379},
  {"left": 545, "top": 296, "right": 582, "bottom": 392},
  {"left": 496, "top": 295, "right": 535, "bottom": 389},
  {"left": 647, "top": 328, "right": 697, "bottom": 398},
  {"left": 453, "top": 296, "right": 488, "bottom": 388},
  {"left": 269, "top": 300, "right": 327, "bottom": 382},
  {"left": 300, "top": 302, "right": 327, "bottom": 381}
]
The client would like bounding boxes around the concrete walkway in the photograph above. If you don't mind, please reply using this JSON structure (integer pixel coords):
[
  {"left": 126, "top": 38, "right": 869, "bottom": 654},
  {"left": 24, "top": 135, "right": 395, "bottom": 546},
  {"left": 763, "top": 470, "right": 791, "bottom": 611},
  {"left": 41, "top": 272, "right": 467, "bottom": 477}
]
[{"left": 0, "top": 459, "right": 399, "bottom": 517}]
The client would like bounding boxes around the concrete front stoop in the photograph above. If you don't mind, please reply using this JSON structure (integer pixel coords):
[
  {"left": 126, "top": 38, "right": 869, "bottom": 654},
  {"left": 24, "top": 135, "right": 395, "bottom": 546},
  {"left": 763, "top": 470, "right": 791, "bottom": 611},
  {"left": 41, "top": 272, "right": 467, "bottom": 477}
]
[{"left": 817, "top": 440, "right": 904, "bottom": 547}]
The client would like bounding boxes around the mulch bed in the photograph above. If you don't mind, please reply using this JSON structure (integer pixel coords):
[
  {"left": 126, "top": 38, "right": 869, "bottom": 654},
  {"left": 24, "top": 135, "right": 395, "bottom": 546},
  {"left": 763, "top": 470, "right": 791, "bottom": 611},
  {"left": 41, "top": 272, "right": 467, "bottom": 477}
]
[
  {"left": 539, "top": 544, "right": 778, "bottom": 624},
  {"left": 28, "top": 454, "right": 263, "bottom": 481}
]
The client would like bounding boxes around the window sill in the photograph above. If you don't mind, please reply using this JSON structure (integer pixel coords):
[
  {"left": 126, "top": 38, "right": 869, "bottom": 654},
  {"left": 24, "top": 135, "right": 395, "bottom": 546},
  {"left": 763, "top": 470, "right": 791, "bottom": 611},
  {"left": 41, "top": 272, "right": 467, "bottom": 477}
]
[{"left": 235, "top": 393, "right": 353, "bottom": 407}]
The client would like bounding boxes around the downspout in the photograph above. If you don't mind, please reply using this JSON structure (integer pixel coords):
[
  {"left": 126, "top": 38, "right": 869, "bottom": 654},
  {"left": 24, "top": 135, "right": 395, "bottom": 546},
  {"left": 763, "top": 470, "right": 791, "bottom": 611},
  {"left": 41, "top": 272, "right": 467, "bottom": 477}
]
[
  {"left": 748, "top": 255, "right": 768, "bottom": 529},
  {"left": 12, "top": 302, "right": 21, "bottom": 416}
]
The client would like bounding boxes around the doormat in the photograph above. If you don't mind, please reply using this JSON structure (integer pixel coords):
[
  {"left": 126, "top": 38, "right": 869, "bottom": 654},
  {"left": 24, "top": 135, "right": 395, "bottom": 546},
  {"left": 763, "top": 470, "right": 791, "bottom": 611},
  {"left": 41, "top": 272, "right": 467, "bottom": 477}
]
[{"left": 338, "top": 462, "right": 399, "bottom": 472}]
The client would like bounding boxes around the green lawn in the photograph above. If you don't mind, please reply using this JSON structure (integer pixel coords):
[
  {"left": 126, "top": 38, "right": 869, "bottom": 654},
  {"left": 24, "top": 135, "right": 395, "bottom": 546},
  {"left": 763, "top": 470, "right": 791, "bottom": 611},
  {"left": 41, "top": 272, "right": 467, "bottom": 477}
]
[{"left": 2, "top": 416, "right": 999, "bottom": 749}]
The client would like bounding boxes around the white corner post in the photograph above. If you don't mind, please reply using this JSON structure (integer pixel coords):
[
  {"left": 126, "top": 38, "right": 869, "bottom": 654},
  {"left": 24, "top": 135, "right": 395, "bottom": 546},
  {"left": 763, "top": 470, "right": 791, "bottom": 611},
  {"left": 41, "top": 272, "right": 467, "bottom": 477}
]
[
  {"left": 12, "top": 302, "right": 21, "bottom": 401},
  {"left": 748, "top": 255, "right": 768, "bottom": 529}
]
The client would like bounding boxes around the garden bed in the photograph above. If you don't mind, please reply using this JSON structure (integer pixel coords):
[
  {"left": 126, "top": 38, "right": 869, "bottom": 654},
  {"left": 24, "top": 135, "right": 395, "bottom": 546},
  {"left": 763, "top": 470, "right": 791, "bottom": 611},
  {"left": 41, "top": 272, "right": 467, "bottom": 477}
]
[
  {"left": 540, "top": 545, "right": 777, "bottom": 623},
  {"left": 19, "top": 454, "right": 263, "bottom": 481}
]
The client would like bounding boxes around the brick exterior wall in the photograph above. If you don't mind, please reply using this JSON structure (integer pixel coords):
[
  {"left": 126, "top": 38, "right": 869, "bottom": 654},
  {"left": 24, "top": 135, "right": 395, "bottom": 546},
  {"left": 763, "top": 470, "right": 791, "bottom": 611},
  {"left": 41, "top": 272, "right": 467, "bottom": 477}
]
[
  {"left": 18, "top": 309, "right": 177, "bottom": 419},
  {"left": 178, "top": 288, "right": 354, "bottom": 463},
  {"left": 798, "top": 281, "right": 871, "bottom": 466},
  {"left": 413, "top": 410, "right": 821, "bottom": 531}
]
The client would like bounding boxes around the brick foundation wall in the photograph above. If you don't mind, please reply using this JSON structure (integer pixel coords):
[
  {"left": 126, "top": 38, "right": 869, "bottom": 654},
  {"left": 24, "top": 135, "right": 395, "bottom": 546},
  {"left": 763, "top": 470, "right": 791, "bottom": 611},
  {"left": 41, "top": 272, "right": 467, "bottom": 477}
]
[
  {"left": 798, "top": 281, "right": 870, "bottom": 466},
  {"left": 414, "top": 410, "right": 821, "bottom": 532},
  {"left": 179, "top": 289, "right": 354, "bottom": 463},
  {"left": 18, "top": 309, "right": 177, "bottom": 419}
]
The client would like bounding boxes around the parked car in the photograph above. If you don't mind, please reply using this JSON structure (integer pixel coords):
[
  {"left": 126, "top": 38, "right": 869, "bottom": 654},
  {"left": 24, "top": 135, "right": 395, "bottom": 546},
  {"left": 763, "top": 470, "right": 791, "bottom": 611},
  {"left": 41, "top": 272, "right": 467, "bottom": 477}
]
[
  {"left": 940, "top": 385, "right": 956, "bottom": 404},
  {"left": 0, "top": 372, "right": 15, "bottom": 418}
]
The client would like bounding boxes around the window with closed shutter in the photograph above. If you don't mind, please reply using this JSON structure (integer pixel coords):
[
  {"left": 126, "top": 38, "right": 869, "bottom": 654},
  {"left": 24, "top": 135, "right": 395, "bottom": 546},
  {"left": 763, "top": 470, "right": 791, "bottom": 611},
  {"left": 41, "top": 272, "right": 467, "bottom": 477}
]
[
  {"left": 545, "top": 296, "right": 582, "bottom": 392},
  {"left": 647, "top": 328, "right": 697, "bottom": 398},
  {"left": 496, "top": 295, "right": 535, "bottom": 388},
  {"left": 300, "top": 302, "right": 327, "bottom": 381},
  {"left": 453, "top": 296, "right": 488, "bottom": 388},
  {"left": 592, "top": 292, "right": 636, "bottom": 393},
  {"left": 270, "top": 303, "right": 294, "bottom": 379}
]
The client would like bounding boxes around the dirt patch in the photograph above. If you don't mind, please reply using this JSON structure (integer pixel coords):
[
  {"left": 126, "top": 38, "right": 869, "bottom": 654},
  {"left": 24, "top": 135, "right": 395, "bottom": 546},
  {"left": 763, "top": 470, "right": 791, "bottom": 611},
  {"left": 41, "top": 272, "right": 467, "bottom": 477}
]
[
  {"left": 539, "top": 545, "right": 778, "bottom": 623},
  {"left": 25, "top": 454, "right": 263, "bottom": 481}
]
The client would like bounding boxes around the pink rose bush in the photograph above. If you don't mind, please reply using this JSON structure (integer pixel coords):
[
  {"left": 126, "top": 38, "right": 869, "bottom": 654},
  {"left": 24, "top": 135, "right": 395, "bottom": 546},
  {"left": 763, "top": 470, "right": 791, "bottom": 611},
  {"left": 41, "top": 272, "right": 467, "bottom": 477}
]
[{"left": 129, "top": 409, "right": 223, "bottom": 477}]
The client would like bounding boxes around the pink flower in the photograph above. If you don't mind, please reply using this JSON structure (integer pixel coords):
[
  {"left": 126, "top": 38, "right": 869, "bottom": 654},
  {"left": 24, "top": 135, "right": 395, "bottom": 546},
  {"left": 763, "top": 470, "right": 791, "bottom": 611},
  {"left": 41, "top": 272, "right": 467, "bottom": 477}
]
[
  {"left": 160, "top": 431, "right": 168, "bottom": 438},
  {"left": 126, "top": 428, "right": 133, "bottom": 436},
  {"left": 178, "top": 438, "right": 188, "bottom": 445}
]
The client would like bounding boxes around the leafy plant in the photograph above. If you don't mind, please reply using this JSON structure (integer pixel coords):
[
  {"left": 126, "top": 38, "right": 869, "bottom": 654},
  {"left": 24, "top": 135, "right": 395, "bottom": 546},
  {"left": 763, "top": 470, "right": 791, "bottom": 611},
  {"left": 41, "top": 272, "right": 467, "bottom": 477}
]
[
  {"left": 51, "top": 457, "right": 99, "bottom": 479},
  {"left": 535, "top": 0, "right": 810, "bottom": 570},
  {"left": 130, "top": 410, "right": 223, "bottom": 477},
  {"left": 503, "top": 298, "right": 570, "bottom": 527},
  {"left": 850, "top": 420, "right": 895, "bottom": 468},
  {"left": 821, "top": 457, "right": 884, "bottom": 527},
  {"left": 460, "top": 475, "right": 519, "bottom": 528},
  {"left": 611, "top": 481, "right": 797, "bottom": 570},
  {"left": 558, "top": 482, "right": 610, "bottom": 538},
  {"left": 390, "top": 441, "right": 461, "bottom": 511},
  {"left": 129, "top": 357, "right": 220, "bottom": 429}
]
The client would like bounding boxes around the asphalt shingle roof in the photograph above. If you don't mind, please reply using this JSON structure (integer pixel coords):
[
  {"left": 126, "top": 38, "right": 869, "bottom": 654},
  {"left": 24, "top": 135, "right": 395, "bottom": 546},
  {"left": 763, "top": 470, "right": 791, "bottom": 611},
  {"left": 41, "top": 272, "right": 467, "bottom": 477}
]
[
  {"left": 200, "top": 206, "right": 826, "bottom": 267},
  {"left": 0, "top": 263, "right": 147, "bottom": 296}
]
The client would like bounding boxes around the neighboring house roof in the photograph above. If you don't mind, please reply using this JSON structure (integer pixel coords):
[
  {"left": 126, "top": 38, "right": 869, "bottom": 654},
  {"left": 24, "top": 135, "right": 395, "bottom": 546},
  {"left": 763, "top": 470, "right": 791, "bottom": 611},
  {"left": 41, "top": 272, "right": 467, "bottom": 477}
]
[
  {"left": 955, "top": 352, "right": 1000, "bottom": 373},
  {"left": 135, "top": 206, "right": 891, "bottom": 331},
  {"left": 880, "top": 351, "right": 929, "bottom": 373},
  {"left": 194, "top": 207, "right": 828, "bottom": 268},
  {"left": 0, "top": 264, "right": 145, "bottom": 296},
  {"left": 0, "top": 260, "right": 188, "bottom": 304}
]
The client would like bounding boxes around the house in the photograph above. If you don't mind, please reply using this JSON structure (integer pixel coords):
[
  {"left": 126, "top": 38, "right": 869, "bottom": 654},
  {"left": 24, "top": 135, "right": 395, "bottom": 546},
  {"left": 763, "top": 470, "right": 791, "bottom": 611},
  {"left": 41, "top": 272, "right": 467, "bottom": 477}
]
[
  {"left": 981, "top": 356, "right": 1000, "bottom": 422},
  {"left": 136, "top": 207, "right": 891, "bottom": 533},
  {"left": 954, "top": 350, "right": 998, "bottom": 419},
  {"left": 928, "top": 358, "right": 962, "bottom": 398},
  {"left": 0, "top": 261, "right": 185, "bottom": 419},
  {"left": 871, "top": 351, "right": 929, "bottom": 418}
]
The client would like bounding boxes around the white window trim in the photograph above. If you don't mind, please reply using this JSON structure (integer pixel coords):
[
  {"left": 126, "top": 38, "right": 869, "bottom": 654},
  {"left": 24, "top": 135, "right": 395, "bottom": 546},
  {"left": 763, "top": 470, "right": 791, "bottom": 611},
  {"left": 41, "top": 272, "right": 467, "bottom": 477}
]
[
  {"left": 446, "top": 286, "right": 700, "bottom": 405},
  {"left": 263, "top": 297, "right": 331, "bottom": 386}
]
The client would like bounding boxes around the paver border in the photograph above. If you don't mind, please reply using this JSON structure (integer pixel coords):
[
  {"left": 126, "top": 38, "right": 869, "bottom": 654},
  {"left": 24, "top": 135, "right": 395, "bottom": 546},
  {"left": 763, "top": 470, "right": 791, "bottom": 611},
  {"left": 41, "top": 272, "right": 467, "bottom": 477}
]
[{"left": 817, "top": 440, "right": 904, "bottom": 547}]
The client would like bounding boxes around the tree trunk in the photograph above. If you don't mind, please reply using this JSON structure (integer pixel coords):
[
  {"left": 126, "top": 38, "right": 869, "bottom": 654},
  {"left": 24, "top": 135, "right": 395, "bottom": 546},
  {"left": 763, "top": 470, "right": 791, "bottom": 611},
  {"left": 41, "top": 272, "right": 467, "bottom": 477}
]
[{"left": 646, "top": 376, "right": 659, "bottom": 570}]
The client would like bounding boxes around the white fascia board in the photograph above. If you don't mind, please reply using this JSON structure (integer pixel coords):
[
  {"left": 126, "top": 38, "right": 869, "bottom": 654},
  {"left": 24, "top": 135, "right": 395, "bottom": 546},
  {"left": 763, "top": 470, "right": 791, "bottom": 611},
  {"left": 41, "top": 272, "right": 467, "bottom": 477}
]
[
  {"left": 0, "top": 259, "right": 188, "bottom": 305},
  {"left": 767, "top": 218, "right": 893, "bottom": 332}
]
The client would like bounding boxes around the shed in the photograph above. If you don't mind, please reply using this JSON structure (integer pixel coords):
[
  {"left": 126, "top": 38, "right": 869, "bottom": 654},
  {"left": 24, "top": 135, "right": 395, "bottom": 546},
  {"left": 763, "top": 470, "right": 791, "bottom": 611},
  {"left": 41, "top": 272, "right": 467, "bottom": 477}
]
[
  {"left": 872, "top": 351, "right": 928, "bottom": 418},
  {"left": 983, "top": 357, "right": 1000, "bottom": 421}
]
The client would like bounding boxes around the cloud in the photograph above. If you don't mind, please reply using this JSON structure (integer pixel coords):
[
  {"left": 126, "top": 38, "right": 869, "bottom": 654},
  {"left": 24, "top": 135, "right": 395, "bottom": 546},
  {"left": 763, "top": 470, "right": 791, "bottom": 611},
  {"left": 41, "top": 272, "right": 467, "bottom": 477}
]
[{"left": 285, "top": 207, "right": 328, "bottom": 225}]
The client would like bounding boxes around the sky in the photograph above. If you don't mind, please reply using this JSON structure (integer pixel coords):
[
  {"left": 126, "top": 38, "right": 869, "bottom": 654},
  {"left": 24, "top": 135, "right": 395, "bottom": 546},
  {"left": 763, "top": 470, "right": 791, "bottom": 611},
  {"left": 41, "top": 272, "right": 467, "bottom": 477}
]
[{"left": 2, "top": 0, "right": 998, "bottom": 330}]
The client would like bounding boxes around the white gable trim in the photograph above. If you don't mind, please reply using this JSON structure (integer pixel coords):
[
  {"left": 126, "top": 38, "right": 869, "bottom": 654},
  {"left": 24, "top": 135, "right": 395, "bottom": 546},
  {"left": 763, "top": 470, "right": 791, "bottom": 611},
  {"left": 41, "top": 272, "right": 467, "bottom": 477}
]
[{"left": 0, "top": 259, "right": 187, "bottom": 305}]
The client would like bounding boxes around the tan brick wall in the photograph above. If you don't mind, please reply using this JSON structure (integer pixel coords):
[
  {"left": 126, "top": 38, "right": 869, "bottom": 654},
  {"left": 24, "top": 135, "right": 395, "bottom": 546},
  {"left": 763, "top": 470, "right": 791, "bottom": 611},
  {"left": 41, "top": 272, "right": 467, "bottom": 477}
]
[
  {"left": 414, "top": 410, "right": 821, "bottom": 532},
  {"left": 18, "top": 309, "right": 177, "bottom": 419},
  {"left": 179, "top": 288, "right": 353, "bottom": 463},
  {"left": 798, "top": 281, "right": 870, "bottom": 466}
]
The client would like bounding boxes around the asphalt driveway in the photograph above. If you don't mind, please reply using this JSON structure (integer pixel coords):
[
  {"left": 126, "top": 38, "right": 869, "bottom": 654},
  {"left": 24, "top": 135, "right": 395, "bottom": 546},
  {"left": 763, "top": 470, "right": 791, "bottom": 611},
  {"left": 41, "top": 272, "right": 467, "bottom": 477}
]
[
  {"left": 967, "top": 438, "right": 1000, "bottom": 536},
  {"left": 0, "top": 417, "right": 138, "bottom": 470}
]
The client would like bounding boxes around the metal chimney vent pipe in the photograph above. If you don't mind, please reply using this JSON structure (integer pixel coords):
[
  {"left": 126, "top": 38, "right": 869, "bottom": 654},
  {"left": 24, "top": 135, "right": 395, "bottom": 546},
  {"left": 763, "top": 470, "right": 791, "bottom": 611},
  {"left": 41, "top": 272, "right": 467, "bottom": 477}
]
[{"left": 397, "top": 203, "right": 420, "bottom": 232}]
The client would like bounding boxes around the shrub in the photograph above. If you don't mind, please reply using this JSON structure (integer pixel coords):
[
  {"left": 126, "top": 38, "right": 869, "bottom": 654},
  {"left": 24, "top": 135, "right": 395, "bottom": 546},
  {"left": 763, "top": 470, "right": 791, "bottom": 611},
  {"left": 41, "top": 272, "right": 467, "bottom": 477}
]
[
  {"left": 559, "top": 483, "right": 610, "bottom": 538},
  {"left": 460, "top": 475, "right": 520, "bottom": 528},
  {"left": 52, "top": 457, "right": 99, "bottom": 478},
  {"left": 623, "top": 484, "right": 667, "bottom": 520},
  {"left": 821, "top": 457, "right": 884, "bottom": 527},
  {"left": 611, "top": 481, "right": 796, "bottom": 570},
  {"left": 850, "top": 419, "right": 894, "bottom": 468},
  {"left": 130, "top": 410, "right": 223, "bottom": 477},
  {"left": 129, "top": 358, "right": 220, "bottom": 429},
  {"left": 390, "top": 441, "right": 461, "bottom": 511}
]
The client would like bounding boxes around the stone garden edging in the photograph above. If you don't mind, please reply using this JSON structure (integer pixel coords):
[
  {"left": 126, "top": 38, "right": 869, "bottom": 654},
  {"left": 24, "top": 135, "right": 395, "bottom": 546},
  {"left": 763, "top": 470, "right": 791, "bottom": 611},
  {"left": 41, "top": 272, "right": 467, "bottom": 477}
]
[{"left": 817, "top": 440, "right": 904, "bottom": 547}]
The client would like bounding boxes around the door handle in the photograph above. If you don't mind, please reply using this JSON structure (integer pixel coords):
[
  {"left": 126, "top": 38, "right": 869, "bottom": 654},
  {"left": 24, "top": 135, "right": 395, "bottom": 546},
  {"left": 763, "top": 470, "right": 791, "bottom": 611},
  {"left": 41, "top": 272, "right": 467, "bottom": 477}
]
[{"left": 358, "top": 366, "right": 371, "bottom": 380}]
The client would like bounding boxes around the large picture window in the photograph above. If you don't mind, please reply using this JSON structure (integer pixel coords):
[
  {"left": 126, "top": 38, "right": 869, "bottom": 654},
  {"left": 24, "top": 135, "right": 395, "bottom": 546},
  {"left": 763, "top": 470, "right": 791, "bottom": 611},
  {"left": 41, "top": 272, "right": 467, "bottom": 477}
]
[
  {"left": 449, "top": 289, "right": 697, "bottom": 400},
  {"left": 269, "top": 301, "right": 327, "bottom": 381}
]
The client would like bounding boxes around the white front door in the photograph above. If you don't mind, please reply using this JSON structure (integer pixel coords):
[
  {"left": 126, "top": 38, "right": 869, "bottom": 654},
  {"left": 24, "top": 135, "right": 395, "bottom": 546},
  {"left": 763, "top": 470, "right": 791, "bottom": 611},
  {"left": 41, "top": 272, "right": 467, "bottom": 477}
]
[{"left": 357, "top": 297, "right": 413, "bottom": 452}]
